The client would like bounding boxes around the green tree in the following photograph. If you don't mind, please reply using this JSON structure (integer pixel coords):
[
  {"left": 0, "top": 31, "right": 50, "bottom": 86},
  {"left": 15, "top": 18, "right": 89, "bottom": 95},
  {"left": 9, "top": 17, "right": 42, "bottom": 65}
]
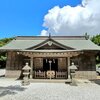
[
  {"left": 91, "top": 34, "right": 100, "bottom": 46},
  {"left": 0, "top": 38, "right": 13, "bottom": 68},
  {"left": 91, "top": 34, "right": 100, "bottom": 64}
]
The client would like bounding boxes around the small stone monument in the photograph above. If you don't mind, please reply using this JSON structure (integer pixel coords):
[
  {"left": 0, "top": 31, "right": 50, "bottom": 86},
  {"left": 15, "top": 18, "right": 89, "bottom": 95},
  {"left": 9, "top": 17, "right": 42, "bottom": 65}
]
[
  {"left": 22, "top": 63, "right": 31, "bottom": 86},
  {"left": 69, "top": 62, "right": 77, "bottom": 86}
]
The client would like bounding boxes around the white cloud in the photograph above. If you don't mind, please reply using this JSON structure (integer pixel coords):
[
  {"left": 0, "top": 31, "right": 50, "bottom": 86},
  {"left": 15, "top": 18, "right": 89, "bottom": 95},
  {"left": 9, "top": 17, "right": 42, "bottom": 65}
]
[
  {"left": 40, "top": 0, "right": 100, "bottom": 36},
  {"left": 40, "top": 30, "right": 48, "bottom": 36}
]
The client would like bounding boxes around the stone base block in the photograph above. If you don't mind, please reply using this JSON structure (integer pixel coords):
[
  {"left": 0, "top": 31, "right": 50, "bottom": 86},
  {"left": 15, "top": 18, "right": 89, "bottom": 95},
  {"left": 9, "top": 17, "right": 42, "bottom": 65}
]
[
  {"left": 75, "top": 71, "right": 97, "bottom": 79},
  {"left": 21, "top": 80, "right": 30, "bottom": 86},
  {"left": 5, "top": 70, "right": 22, "bottom": 78}
]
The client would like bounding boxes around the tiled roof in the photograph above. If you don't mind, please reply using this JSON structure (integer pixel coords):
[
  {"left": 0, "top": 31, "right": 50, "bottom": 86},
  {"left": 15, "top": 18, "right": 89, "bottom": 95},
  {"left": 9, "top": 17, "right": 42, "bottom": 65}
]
[{"left": 0, "top": 36, "right": 100, "bottom": 51}]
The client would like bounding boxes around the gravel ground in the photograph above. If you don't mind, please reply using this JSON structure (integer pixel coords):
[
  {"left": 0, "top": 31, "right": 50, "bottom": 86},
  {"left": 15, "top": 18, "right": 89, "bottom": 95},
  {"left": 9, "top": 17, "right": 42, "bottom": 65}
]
[
  {"left": 0, "top": 78, "right": 100, "bottom": 100},
  {"left": 0, "top": 69, "right": 5, "bottom": 76},
  {"left": 0, "top": 69, "right": 100, "bottom": 100}
]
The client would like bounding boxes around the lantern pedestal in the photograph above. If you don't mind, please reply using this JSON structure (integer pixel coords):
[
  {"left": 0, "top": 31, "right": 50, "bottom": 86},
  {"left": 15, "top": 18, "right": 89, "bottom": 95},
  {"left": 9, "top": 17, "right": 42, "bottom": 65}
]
[
  {"left": 69, "top": 62, "right": 77, "bottom": 86},
  {"left": 22, "top": 63, "right": 31, "bottom": 86},
  {"left": 70, "top": 73, "right": 77, "bottom": 86}
]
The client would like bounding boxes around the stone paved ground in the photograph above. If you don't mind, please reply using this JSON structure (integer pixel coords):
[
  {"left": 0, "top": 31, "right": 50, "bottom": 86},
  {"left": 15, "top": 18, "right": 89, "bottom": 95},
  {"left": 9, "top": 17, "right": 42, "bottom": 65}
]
[
  {"left": 0, "top": 69, "right": 100, "bottom": 100},
  {"left": 0, "top": 78, "right": 100, "bottom": 100}
]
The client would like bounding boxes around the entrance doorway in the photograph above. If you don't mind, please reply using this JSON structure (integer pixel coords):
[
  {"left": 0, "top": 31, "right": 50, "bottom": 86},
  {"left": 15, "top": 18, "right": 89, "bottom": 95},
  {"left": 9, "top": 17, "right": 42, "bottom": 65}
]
[{"left": 43, "top": 58, "right": 58, "bottom": 71}]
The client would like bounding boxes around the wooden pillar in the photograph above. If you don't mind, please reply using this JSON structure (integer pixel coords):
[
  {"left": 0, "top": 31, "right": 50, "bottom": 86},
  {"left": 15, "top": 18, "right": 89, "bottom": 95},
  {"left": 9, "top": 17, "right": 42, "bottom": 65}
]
[
  {"left": 67, "top": 56, "right": 71, "bottom": 79},
  {"left": 91, "top": 55, "right": 96, "bottom": 71},
  {"left": 6, "top": 52, "right": 11, "bottom": 70},
  {"left": 30, "top": 57, "right": 33, "bottom": 79}
]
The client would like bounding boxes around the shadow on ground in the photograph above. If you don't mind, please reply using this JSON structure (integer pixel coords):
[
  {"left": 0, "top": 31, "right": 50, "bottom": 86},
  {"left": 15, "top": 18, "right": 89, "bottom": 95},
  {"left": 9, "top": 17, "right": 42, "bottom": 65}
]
[
  {"left": 0, "top": 75, "right": 5, "bottom": 78},
  {"left": 0, "top": 85, "right": 26, "bottom": 97},
  {"left": 90, "top": 79, "right": 100, "bottom": 85}
]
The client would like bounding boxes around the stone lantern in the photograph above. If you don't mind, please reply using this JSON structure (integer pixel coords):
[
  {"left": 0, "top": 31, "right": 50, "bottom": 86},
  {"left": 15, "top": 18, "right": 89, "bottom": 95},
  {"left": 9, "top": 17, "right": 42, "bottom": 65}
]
[
  {"left": 69, "top": 62, "right": 77, "bottom": 86},
  {"left": 22, "top": 63, "right": 31, "bottom": 86},
  {"left": 70, "top": 62, "right": 77, "bottom": 74}
]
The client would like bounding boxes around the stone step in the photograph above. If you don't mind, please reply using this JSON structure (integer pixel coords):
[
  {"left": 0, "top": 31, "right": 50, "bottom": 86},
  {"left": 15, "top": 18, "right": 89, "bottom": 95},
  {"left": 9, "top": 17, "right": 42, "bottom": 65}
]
[{"left": 29, "top": 79, "right": 71, "bottom": 83}]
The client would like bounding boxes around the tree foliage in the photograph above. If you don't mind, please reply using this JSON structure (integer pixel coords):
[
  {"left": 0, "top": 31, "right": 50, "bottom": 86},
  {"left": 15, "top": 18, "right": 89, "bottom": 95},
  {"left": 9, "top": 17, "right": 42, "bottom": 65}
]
[
  {"left": 91, "top": 34, "right": 100, "bottom": 46},
  {"left": 91, "top": 34, "right": 100, "bottom": 64},
  {"left": 0, "top": 37, "right": 13, "bottom": 68},
  {"left": 0, "top": 38, "right": 13, "bottom": 47}
]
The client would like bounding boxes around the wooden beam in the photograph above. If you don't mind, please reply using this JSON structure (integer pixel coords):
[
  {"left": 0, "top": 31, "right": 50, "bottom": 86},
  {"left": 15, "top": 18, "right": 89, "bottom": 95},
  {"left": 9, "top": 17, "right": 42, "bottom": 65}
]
[{"left": 19, "top": 51, "right": 81, "bottom": 58}]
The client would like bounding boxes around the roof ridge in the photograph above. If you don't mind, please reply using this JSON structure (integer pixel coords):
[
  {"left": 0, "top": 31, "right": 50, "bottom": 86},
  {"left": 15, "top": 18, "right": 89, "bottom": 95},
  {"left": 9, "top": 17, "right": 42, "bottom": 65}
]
[{"left": 15, "top": 36, "right": 86, "bottom": 40}]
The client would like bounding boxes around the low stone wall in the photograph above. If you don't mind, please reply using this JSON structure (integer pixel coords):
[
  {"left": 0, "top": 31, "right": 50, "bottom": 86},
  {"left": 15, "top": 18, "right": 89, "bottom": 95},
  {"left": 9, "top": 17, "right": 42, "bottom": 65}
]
[
  {"left": 5, "top": 70, "right": 22, "bottom": 78},
  {"left": 75, "top": 71, "right": 97, "bottom": 79}
]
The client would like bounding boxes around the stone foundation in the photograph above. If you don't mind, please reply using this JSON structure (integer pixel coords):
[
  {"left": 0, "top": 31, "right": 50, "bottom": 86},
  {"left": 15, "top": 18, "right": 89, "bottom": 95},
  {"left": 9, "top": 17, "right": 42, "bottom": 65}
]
[
  {"left": 5, "top": 70, "right": 22, "bottom": 78},
  {"left": 75, "top": 71, "right": 97, "bottom": 79}
]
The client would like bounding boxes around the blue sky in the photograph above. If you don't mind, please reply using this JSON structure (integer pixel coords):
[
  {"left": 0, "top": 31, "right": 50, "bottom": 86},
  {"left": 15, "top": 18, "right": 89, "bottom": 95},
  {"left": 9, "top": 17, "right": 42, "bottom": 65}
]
[{"left": 0, "top": 0, "right": 82, "bottom": 38}]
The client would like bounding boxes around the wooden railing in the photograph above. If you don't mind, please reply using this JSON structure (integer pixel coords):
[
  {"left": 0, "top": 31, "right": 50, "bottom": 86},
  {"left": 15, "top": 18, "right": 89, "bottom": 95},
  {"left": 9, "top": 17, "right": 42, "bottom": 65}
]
[
  {"left": 56, "top": 71, "right": 67, "bottom": 79},
  {"left": 34, "top": 71, "right": 67, "bottom": 79},
  {"left": 35, "top": 71, "right": 46, "bottom": 78}
]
